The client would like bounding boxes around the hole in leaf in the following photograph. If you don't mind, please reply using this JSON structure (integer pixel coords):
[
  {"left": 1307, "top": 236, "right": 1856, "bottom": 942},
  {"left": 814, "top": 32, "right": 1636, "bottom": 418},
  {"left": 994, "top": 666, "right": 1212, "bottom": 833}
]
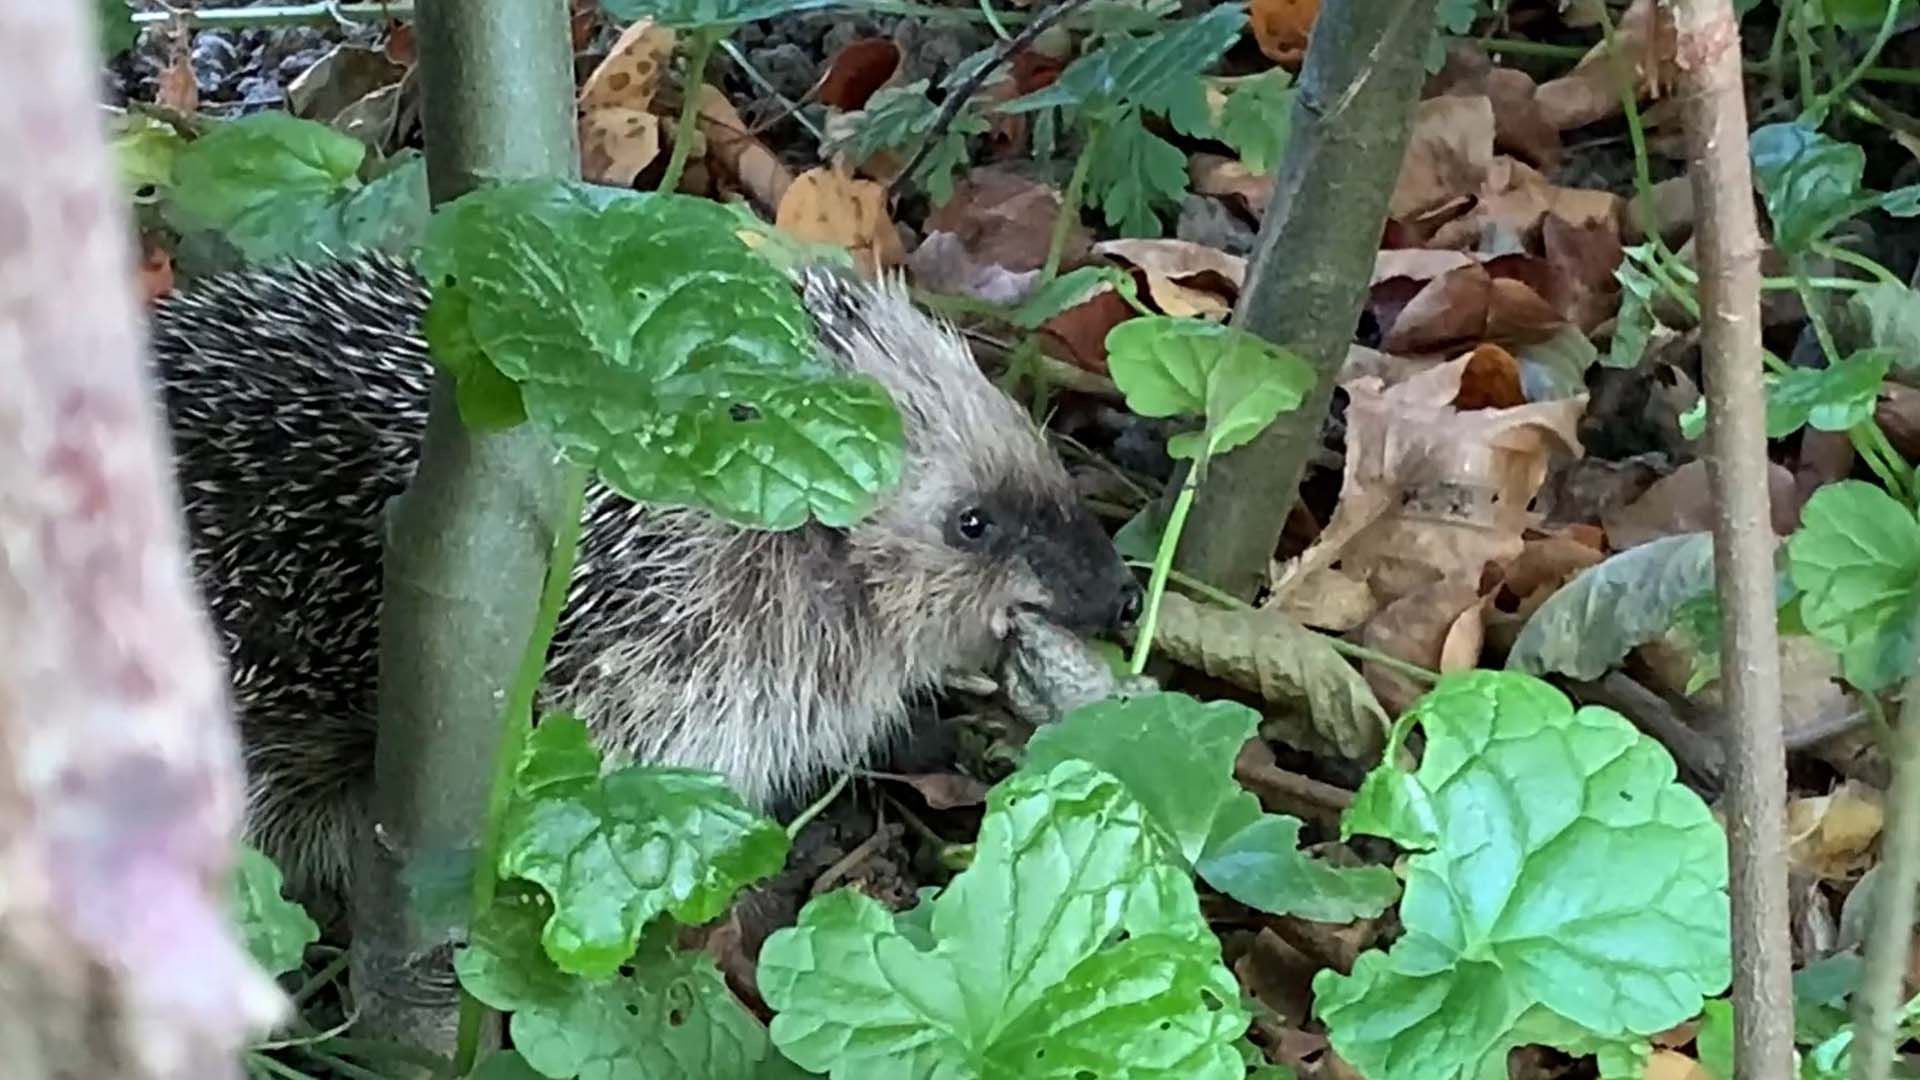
[
  {"left": 618, "top": 964, "right": 635, "bottom": 978},
  {"left": 668, "top": 1008, "right": 686, "bottom": 1027},
  {"left": 729, "top": 401, "right": 761, "bottom": 423},
  {"left": 1201, "top": 990, "right": 1224, "bottom": 1012},
  {"left": 624, "top": 1003, "right": 639, "bottom": 1017}
]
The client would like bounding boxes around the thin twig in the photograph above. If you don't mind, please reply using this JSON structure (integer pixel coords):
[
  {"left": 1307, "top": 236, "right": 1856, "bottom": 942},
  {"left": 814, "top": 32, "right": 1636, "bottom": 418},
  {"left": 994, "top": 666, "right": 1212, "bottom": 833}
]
[
  {"left": 1853, "top": 684, "right": 1920, "bottom": 1080},
  {"left": 886, "top": 0, "right": 1098, "bottom": 199},
  {"left": 1670, "top": 1, "right": 1796, "bottom": 1076}
]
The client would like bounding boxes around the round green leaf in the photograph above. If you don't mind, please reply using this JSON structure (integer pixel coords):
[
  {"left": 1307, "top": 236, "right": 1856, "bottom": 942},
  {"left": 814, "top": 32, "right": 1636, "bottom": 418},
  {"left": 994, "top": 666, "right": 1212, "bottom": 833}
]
[
  {"left": 1765, "top": 349, "right": 1893, "bottom": 437},
  {"left": 1786, "top": 479, "right": 1920, "bottom": 690},
  {"left": 600, "top": 0, "right": 836, "bottom": 27},
  {"left": 229, "top": 845, "right": 320, "bottom": 978},
  {"left": 1318, "top": 671, "right": 1730, "bottom": 1080},
  {"left": 1105, "top": 316, "right": 1313, "bottom": 462},
  {"left": 1750, "top": 121, "right": 1865, "bottom": 253},
  {"left": 167, "top": 112, "right": 366, "bottom": 247}
]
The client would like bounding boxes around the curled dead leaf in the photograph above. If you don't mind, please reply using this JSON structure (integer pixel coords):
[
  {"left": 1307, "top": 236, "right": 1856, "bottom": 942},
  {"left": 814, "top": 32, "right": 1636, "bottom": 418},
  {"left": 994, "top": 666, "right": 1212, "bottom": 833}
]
[
  {"left": 1146, "top": 591, "right": 1388, "bottom": 761},
  {"left": 1093, "top": 238, "right": 1246, "bottom": 319},
  {"left": 698, "top": 85, "right": 793, "bottom": 213},
  {"left": 1391, "top": 94, "right": 1496, "bottom": 221},
  {"left": 579, "top": 18, "right": 676, "bottom": 112},
  {"left": 1536, "top": 0, "right": 1676, "bottom": 131},
  {"left": 1191, "top": 153, "right": 1274, "bottom": 218},
  {"left": 1379, "top": 261, "right": 1565, "bottom": 354},
  {"left": 1250, "top": 0, "right": 1320, "bottom": 66},
  {"left": 1787, "top": 781, "right": 1883, "bottom": 881},
  {"left": 818, "top": 38, "right": 902, "bottom": 110},
  {"left": 1358, "top": 581, "right": 1486, "bottom": 714},
  {"left": 578, "top": 107, "right": 661, "bottom": 187}
]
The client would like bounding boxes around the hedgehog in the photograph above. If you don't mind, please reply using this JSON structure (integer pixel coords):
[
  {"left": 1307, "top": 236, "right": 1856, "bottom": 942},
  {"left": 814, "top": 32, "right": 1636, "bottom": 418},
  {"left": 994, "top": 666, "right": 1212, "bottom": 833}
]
[{"left": 146, "top": 252, "right": 1143, "bottom": 909}]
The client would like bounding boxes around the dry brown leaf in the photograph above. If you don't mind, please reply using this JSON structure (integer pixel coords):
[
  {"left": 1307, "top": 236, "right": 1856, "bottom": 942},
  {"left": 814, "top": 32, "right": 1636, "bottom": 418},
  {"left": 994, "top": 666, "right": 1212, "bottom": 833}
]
[
  {"left": 1391, "top": 94, "right": 1497, "bottom": 220},
  {"left": 1787, "top": 780, "right": 1884, "bottom": 881},
  {"left": 579, "top": 18, "right": 675, "bottom": 112},
  {"left": 818, "top": 38, "right": 901, "bottom": 110},
  {"left": 578, "top": 107, "right": 661, "bottom": 187},
  {"left": 1454, "top": 343, "right": 1527, "bottom": 410},
  {"left": 1268, "top": 564, "right": 1378, "bottom": 632},
  {"left": 775, "top": 166, "right": 904, "bottom": 276},
  {"left": 1190, "top": 153, "right": 1274, "bottom": 219},
  {"left": 879, "top": 770, "right": 990, "bottom": 809},
  {"left": 1603, "top": 458, "right": 1799, "bottom": 550},
  {"left": 1371, "top": 248, "right": 1479, "bottom": 285},
  {"left": 285, "top": 44, "right": 405, "bottom": 125},
  {"left": 384, "top": 19, "right": 415, "bottom": 65},
  {"left": 1359, "top": 581, "right": 1484, "bottom": 714},
  {"left": 1485, "top": 67, "right": 1561, "bottom": 170},
  {"left": 1427, "top": 157, "right": 1623, "bottom": 251},
  {"left": 1035, "top": 285, "right": 1133, "bottom": 374},
  {"left": 910, "top": 167, "right": 1089, "bottom": 305},
  {"left": 155, "top": 21, "right": 199, "bottom": 114},
  {"left": 1542, "top": 212, "right": 1625, "bottom": 331},
  {"left": 1644, "top": 1050, "right": 1713, "bottom": 1080},
  {"left": 1251, "top": 0, "right": 1320, "bottom": 66},
  {"left": 1149, "top": 592, "right": 1388, "bottom": 760},
  {"left": 1274, "top": 351, "right": 1585, "bottom": 613},
  {"left": 697, "top": 85, "right": 792, "bottom": 213},
  {"left": 1877, "top": 381, "right": 1920, "bottom": 459},
  {"left": 1094, "top": 238, "right": 1245, "bottom": 319},
  {"left": 1380, "top": 262, "right": 1565, "bottom": 354},
  {"left": 1536, "top": 0, "right": 1676, "bottom": 131}
]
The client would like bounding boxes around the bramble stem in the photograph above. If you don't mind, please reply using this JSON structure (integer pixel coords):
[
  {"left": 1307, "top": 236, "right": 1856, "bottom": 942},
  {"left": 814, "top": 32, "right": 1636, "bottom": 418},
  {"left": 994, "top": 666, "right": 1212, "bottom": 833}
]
[{"left": 1043, "top": 124, "right": 1099, "bottom": 283}]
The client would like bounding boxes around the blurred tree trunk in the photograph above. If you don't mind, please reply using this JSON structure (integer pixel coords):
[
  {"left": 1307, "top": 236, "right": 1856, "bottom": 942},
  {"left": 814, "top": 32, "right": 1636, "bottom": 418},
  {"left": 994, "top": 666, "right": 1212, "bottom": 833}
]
[{"left": 0, "top": 2, "right": 285, "bottom": 1076}]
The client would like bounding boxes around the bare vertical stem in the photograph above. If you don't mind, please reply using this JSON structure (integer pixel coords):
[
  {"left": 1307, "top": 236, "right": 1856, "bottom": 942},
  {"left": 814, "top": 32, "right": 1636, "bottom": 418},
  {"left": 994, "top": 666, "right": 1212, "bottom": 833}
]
[
  {"left": 1853, "top": 683, "right": 1920, "bottom": 1080},
  {"left": 1669, "top": 2, "right": 1795, "bottom": 1077}
]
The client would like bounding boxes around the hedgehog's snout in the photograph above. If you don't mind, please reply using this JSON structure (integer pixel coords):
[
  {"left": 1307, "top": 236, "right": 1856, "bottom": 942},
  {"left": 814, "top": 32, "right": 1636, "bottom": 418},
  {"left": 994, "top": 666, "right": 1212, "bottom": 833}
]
[{"left": 1113, "top": 580, "right": 1144, "bottom": 630}]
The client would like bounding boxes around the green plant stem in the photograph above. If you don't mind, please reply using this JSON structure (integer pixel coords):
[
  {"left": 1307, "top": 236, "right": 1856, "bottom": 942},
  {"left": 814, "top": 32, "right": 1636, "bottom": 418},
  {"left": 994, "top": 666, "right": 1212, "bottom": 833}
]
[
  {"left": 660, "top": 29, "right": 720, "bottom": 195},
  {"left": 1130, "top": 464, "right": 1199, "bottom": 675},
  {"left": 718, "top": 39, "right": 825, "bottom": 143},
  {"left": 1762, "top": 275, "right": 1874, "bottom": 292},
  {"left": 1475, "top": 32, "right": 1920, "bottom": 88},
  {"left": 451, "top": 462, "right": 589, "bottom": 1076},
  {"left": 315, "top": 1038, "right": 457, "bottom": 1078},
  {"left": 288, "top": 950, "right": 351, "bottom": 1008},
  {"left": 1043, "top": 124, "right": 1100, "bottom": 283},
  {"left": 1790, "top": 1, "right": 1820, "bottom": 112},
  {"left": 1792, "top": 266, "right": 1843, "bottom": 361},
  {"left": 1814, "top": 0, "right": 1906, "bottom": 115},
  {"left": 246, "top": 1054, "right": 318, "bottom": 1080},
  {"left": 293, "top": 1050, "right": 390, "bottom": 1080},
  {"left": 1853, "top": 680, "right": 1920, "bottom": 1080},
  {"left": 1863, "top": 422, "right": 1914, "bottom": 505},
  {"left": 786, "top": 772, "right": 851, "bottom": 837},
  {"left": 1813, "top": 240, "right": 1906, "bottom": 285}
]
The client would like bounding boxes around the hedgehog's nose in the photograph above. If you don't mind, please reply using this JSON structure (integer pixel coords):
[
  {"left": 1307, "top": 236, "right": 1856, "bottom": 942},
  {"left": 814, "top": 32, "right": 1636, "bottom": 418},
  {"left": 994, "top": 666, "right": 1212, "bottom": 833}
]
[{"left": 1113, "top": 581, "right": 1144, "bottom": 631}]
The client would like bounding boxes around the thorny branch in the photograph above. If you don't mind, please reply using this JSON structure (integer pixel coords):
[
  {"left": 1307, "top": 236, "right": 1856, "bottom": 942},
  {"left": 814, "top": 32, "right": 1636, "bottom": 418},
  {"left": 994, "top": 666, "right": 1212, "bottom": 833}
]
[{"left": 1666, "top": 0, "right": 1795, "bottom": 1076}]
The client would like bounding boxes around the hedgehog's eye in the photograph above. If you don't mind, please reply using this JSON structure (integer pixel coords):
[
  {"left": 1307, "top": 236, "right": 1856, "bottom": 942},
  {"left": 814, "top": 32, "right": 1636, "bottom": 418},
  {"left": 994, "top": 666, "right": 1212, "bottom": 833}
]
[{"left": 956, "top": 506, "right": 992, "bottom": 542}]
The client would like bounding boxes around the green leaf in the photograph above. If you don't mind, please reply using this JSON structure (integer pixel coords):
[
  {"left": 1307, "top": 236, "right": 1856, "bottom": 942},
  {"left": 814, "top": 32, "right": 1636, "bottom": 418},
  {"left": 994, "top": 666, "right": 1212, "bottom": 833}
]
[
  {"left": 470, "top": 1051, "right": 548, "bottom": 1080},
  {"left": 459, "top": 886, "right": 777, "bottom": 1080},
  {"left": 1507, "top": 532, "right": 1716, "bottom": 680},
  {"left": 1814, "top": 0, "right": 1919, "bottom": 31},
  {"left": 1438, "top": 0, "right": 1482, "bottom": 34},
  {"left": 759, "top": 759, "right": 1249, "bottom": 1080},
  {"left": 599, "top": 0, "right": 837, "bottom": 28},
  {"left": 1216, "top": 70, "right": 1295, "bottom": 175},
  {"left": 1086, "top": 110, "right": 1190, "bottom": 237},
  {"left": 499, "top": 716, "right": 790, "bottom": 978},
  {"left": 1024, "top": 691, "right": 1399, "bottom": 923},
  {"left": 1884, "top": 184, "right": 1920, "bottom": 216},
  {"left": 1793, "top": 950, "right": 1865, "bottom": 1046},
  {"left": 1516, "top": 324, "right": 1599, "bottom": 400},
  {"left": 1605, "top": 247, "right": 1664, "bottom": 369},
  {"left": 1750, "top": 121, "right": 1865, "bottom": 253},
  {"left": 166, "top": 112, "right": 366, "bottom": 255},
  {"left": 230, "top": 845, "right": 320, "bottom": 978},
  {"left": 1786, "top": 480, "right": 1920, "bottom": 690},
  {"left": 423, "top": 286, "right": 527, "bottom": 430},
  {"left": 1766, "top": 349, "right": 1893, "bottom": 437},
  {"left": 1105, "top": 316, "right": 1314, "bottom": 462},
  {"left": 822, "top": 80, "right": 985, "bottom": 206},
  {"left": 1007, "top": 266, "right": 1133, "bottom": 329},
  {"left": 98, "top": 0, "right": 138, "bottom": 57},
  {"left": 1000, "top": 6, "right": 1247, "bottom": 119},
  {"left": 112, "top": 113, "right": 188, "bottom": 195},
  {"left": 1851, "top": 282, "right": 1920, "bottom": 368},
  {"left": 418, "top": 179, "right": 905, "bottom": 530},
  {"left": 1315, "top": 671, "right": 1731, "bottom": 1080},
  {"left": 1695, "top": 999, "right": 1733, "bottom": 1080}
]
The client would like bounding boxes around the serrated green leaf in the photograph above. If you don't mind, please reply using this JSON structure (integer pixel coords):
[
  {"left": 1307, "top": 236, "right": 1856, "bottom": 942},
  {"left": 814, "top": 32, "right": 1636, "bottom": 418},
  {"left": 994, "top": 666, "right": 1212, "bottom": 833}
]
[
  {"left": 600, "top": 0, "right": 837, "bottom": 28},
  {"left": 1507, "top": 532, "right": 1717, "bottom": 680},
  {"left": 1216, "top": 70, "right": 1295, "bottom": 175},
  {"left": 823, "top": 80, "right": 985, "bottom": 206},
  {"left": 1023, "top": 691, "right": 1398, "bottom": 923},
  {"left": 500, "top": 716, "right": 790, "bottom": 978},
  {"left": 1316, "top": 671, "right": 1731, "bottom": 1080},
  {"left": 98, "top": 0, "right": 138, "bottom": 57},
  {"left": 418, "top": 179, "right": 904, "bottom": 529},
  {"left": 1852, "top": 282, "right": 1920, "bottom": 369},
  {"left": 230, "top": 845, "right": 320, "bottom": 978},
  {"left": 1606, "top": 248, "right": 1663, "bottom": 369},
  {"left": 459, "top": 886, "right": 775, "bottom": 1080},
  {"left": 1106, "top": 316, "right": 1314, "bottom": 462},
  {"left": 1008, "top": 266, "right": 1131, "bottom": 329},
  {"left": 759, "top": 759, "right": 1248, "bottom": 1080},
  {"left": 1086, "top": 110, "right": 1189, "bottom": 237},
  {"left": 1765, "top": 349, "right": 1892, "bottom": 437},
  {"left": 1786, "top": 479, "right": 1920, "bottom": 690},
  {"left": 1751, "top": 121, "right": 1866, "bottom": 253},
  {"left": 1000, "top": 6, "right": 1246, "bottom": 118}
]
